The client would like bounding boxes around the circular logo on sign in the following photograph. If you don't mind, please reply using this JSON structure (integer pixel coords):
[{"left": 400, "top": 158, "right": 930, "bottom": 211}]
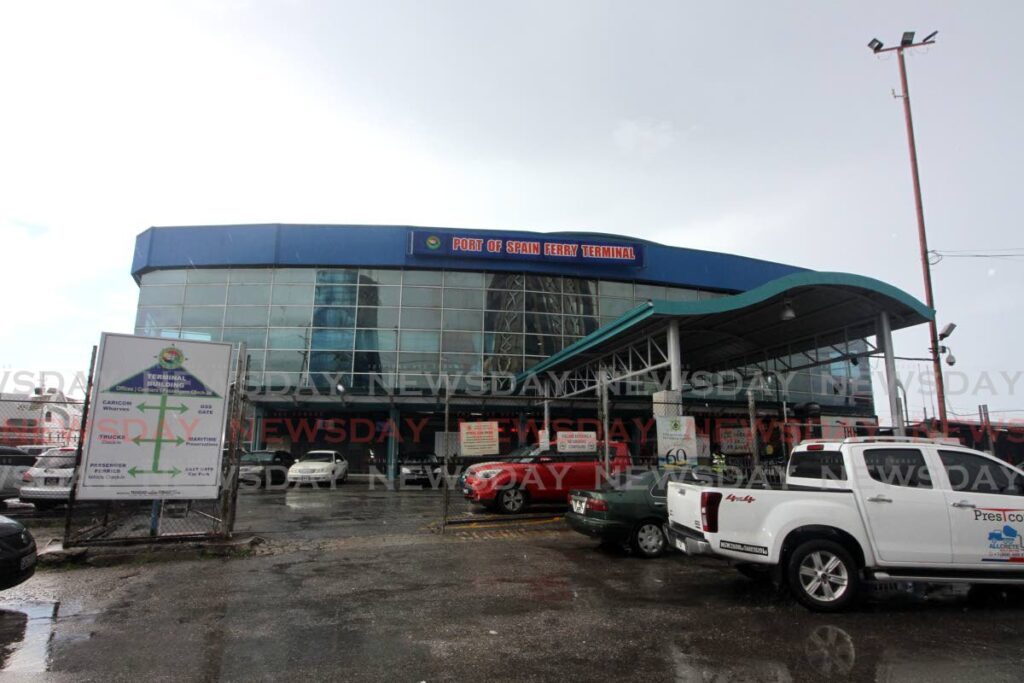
[
  {"left": 425, "top": 235, "right": 442, "bottom": 250},
  {"left": 157, "top": 346, "right": 185, "bottom": 370}
]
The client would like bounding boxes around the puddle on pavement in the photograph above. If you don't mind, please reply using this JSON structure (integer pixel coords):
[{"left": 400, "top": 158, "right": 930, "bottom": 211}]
[
  {"left": 667, "top": 613, "right": 1024, "bottom": 681},
  {"left": 0, "top": 602, "right": 59, "bottom": 672}
]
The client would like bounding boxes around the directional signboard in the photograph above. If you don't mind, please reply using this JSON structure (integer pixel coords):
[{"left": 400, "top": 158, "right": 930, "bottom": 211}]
[{"left": 76, "top": 333, "right": 233, "bottom": 500}]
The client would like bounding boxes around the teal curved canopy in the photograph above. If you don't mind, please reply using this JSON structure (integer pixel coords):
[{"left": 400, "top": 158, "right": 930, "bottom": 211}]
[{"left": 519, "top": 271, "right": 933, "bottom": 380}]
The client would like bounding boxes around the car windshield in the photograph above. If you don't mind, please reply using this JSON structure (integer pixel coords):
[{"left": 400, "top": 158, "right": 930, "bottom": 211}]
[
  {"left": 406, "top": 455, "right": 437, "bottom": 463},
  {"left": 301, "top": 453, "right": 334, "bottom": 462},
  {"left": 242, "top": 452, "right": 277, "bottom": 464},
  {"left": 37, "top": 455, "right": 75, "bottom": 468}
]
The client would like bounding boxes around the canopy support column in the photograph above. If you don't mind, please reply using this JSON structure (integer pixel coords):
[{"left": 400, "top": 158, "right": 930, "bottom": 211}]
[
  {"left": 877, "top": 311, "right": 906, "bottom": 436},
  {"left": 667, "top": 319, "right": 682, "bottom": 391}
]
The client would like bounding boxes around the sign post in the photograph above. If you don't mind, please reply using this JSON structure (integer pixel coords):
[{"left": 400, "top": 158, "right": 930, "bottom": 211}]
[{"left": 75, "top": 334, "right": 233, "bottom": 501}]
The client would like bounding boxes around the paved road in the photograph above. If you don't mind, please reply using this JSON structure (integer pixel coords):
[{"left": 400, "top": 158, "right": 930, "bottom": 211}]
[{"left": 1, "top": 486, "right": 1023, "bottom": 680}]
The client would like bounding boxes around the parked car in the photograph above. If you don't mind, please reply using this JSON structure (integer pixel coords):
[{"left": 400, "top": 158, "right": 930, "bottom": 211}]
[
  {"left": 0, "top": 447, "right": 37, "bottom": 502},
  {"left": 19, "top": 447, "right": 77, "bottom": 511},
  {"left": 456, "top": 444, "right": 538, "bottom": 489},
  {"left": 566, "top": 468, "right": 723, "bottom": 558},
  {"left": 239, "top": 450, "right": 294, "bottom": 487},
  {"left": 287, "top": 450, "right": 349, "bottom": 486},
  {"left": 463, "top": 443, "right": 632, "bottom": 514},
  {"left": 0, "top": 517, "right": 35, "bottom": 590},
  {"left": 17, "top": 445, "right": 57, "bottom": 457},
  {"left": 667, "top": 436, "right": 1024, "bottom": 612},
  {"left": 399, "top": 454, "right": 443, "bottom": 487}
]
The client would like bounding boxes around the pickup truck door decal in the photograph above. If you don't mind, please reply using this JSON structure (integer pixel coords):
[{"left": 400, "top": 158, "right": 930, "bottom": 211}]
[{"left": 937, "top": 449, "right": 1024, "bottom": 565}]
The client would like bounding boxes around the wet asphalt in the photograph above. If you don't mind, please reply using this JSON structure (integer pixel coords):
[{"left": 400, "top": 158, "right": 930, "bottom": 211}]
[{"left": 1, "top": 484, "right": 1023, "bottom": 681}]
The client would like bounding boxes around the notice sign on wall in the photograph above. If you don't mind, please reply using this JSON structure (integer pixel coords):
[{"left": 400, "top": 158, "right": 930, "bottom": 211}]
[
  {"left": 556, "top": 431, "right": 597, "bottom": 453},
  {"left": 459, "top": 422, "right": 500, "bottom": 457},
  {"left": 656, "top": 416, "right": 698, "bottom": 467},
  {"left": 719, "top": 426, "right": 753, "bottom": 455},
  {"left": 76, "top": 333, "right": 233, "bottom": 500}
]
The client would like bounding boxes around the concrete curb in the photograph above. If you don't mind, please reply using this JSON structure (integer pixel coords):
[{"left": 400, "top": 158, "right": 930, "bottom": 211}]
[{"left": 36, "top": 534, "right": 265, "bottom": 569}]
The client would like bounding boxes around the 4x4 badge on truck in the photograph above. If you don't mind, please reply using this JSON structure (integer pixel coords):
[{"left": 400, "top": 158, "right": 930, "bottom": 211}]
[{"left": 725, "top": 494, "right": 755, "bottom": 503}]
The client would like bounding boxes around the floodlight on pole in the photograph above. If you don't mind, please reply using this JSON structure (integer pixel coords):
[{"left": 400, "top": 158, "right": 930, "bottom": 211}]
[{"left": 867, "top": 30, "right": 949, "bottom": 433}]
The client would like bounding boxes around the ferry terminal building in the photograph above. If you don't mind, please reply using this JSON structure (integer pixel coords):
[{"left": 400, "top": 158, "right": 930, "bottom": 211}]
[{"left": 131, "top": 224, "right": 894, "bottom": 475}]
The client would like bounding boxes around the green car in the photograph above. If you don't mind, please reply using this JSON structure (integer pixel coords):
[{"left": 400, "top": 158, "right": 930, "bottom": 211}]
[
  {"left": 566, "top": 468, "right": 689, "bottom": 559},
  {"left": 565, "top": 471, "right": 724, "bottom": 561}
]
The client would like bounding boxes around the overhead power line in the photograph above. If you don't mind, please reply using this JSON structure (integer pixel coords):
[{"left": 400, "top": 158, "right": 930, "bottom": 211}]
[{"left": 929, "top": 249, "right": 1024, "bottom": 264}]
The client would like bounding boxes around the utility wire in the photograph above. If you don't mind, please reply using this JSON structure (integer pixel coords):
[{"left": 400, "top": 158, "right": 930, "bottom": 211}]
[{"left": 930, "top": 248, "right": 1024, "bottom": 264}]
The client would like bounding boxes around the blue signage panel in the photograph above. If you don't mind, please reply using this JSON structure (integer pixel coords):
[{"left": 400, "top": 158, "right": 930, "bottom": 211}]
[{"left": 410, "top": 231, "right": 644, "bottom": 267}]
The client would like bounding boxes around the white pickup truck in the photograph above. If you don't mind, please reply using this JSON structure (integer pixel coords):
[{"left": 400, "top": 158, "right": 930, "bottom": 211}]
[{"left": 667, "top": 436, "right": 1024, "bottom": 611}]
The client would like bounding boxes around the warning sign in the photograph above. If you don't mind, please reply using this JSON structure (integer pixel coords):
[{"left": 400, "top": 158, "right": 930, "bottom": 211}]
[
  {"left": 459, "top": 422, "right": 500, "bottom": 457},
  {"left": 556, "top": 431, "right": 597, "bottom": 453}
]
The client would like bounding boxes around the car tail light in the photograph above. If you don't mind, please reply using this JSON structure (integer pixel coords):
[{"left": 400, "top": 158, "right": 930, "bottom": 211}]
[
  {"left": 700, "top": 491, "right": 722, "bottom": 533},
  {"left": 586, "top": 498, "right": 608, "bottom": 512},
  {"left": 21, "top": 471, "right": 32, "bottom": 483}
]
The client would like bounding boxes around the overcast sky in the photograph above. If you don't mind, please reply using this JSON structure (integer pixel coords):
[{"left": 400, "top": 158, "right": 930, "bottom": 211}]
[{"left": 2, "top": 1, "right": 1021, "bottom": 424}]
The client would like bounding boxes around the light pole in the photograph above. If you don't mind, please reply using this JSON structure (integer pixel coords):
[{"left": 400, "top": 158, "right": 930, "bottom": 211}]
[{"left": 868, "top": 30, "right": 948, "bottom": 433}]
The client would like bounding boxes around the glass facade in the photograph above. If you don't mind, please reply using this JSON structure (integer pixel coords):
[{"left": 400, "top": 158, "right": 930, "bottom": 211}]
[{"left": 134, "top": 267, "right": 866, "bottom": 407}]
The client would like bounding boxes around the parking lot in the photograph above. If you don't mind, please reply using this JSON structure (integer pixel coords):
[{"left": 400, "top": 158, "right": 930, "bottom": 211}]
[{"left": 0, "top": 485, "right": 1023, "bottom": 680}]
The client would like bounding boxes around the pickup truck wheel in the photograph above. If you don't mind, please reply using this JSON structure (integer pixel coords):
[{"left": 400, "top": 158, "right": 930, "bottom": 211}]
[
  {"left": 788, "top": 540, "right": 859, "bottom": 612},
  {"left": 497, "top": 487, "right": 527, "bottom": 514},
  {"left": 631, "top": 521, "right": 667, "bottom": 558}
]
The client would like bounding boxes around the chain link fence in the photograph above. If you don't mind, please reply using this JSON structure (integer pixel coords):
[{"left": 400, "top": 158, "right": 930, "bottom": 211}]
[{"left": 64, "top": 497, "right": 227, "bottom": 544}]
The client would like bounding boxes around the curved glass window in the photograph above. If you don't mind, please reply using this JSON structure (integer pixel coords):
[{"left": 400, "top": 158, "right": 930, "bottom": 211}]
[
  {"left": 225, "top": 306, "right": 269, "bottom": 327},
  {"left": 271, "top": 285, "right": 314, "bottom": 305},
  {"left": 442, "top": 309, "right": 483, "bottom": 331},
  {"left": 355, "top": 330, "right": 398, "bottom": 351},
  {"left": 182, "top": 307, "right": 225, "bottom": 327},
  {"left": 139, "top": 286, "right": 184, "bottom": 306},
  {"left": 402, "top": 287, "right": 441, "bottom": 308},
  {"left": 358, "top": 285, "right": 400, "bottom": 307},
  {"left": 311, "top": 329, "right": 354, "bottom": 350},
  {"left": 317, "top": 269, "right": 358, "bottom": 284},
  {"left": 444, "top": 271, "right": 484, "bottom": 288},
  {"left": 228, "top": 285, "right": 271, "bottom": 305},
  {"left": 222, "top": 328, "right": 267, "bottom": 349},
  {"left": 313, "top": 307, "right": 355, "bottom": 328},
  {"left": 185, "top": 285, "right": 226, "bottom": 305},
  {"left": 400, "top": 331, "right": 440, "bottom": 353},
  {"left": 401, "top": 308, "right": 442, "bottom": 330},
  {"left": 269, "top": 306, "right": 312, "bottom": 327},
  {"left": 314, "top": 286, "right": 357, "bottom": 306},
  {"left": 141, "top": 270, "right": 186, "bottom": 285},
  {"left": 309, "top": 351, "right": 354, "bottom": 373},
  {"left": 357, "top": 307, "right": 400, "bottom": 328},
  {"left": 267, "top": 328, "right": 308, "bottom": 350}
]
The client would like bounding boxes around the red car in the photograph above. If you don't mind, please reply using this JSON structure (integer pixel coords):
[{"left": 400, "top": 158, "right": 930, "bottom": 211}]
[{"left": 462, "top": 443, "right": 632, "bottom": 514}]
